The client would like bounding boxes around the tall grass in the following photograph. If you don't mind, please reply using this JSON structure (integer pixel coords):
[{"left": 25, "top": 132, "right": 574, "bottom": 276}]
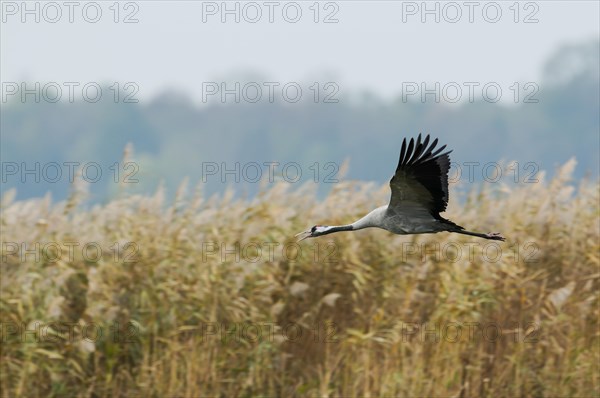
[{"left": 1, "top": 159, "right": 598, "bottom": 397}]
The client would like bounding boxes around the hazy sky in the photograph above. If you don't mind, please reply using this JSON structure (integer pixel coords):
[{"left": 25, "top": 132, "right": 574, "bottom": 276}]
[{"left": 2, "top": 1, "right": 599, "bottom": 104}]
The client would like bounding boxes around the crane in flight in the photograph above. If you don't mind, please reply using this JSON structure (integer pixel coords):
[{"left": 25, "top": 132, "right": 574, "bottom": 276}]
[{"left": 296, "top": 134, "right": 505, "bottom": 242}]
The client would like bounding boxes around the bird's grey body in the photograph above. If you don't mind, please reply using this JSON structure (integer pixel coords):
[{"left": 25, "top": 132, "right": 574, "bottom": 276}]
[
  {"left": 296, "top": 134, "right": 505, "bottom": 242},
  {"left": 332, "top": 204, "right": 455, "bottom": 235}
]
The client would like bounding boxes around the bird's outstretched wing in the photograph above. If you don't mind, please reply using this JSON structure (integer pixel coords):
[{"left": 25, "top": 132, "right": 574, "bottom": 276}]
[{"left": 389, "top": 134, "right": 452, "bottom": 214}]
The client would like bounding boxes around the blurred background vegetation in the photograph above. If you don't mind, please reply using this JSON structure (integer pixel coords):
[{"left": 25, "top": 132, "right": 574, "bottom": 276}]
[{"left": 1, "top": 159, "right": 598, "bottom": 397}]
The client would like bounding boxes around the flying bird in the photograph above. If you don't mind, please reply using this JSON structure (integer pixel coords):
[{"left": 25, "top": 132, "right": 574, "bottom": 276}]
[{"left": 296, "top": 134, "right": 505, "bottom": 242}]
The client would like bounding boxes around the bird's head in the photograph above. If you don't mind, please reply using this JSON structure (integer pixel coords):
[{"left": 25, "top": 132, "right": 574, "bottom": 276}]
[{"left": 295, "top": 225, "right": 331, "bottom": 241}]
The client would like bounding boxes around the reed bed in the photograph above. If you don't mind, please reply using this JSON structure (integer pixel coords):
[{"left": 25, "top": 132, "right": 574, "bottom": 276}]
[{"left": 1, "top": 159, "right": 598, "bottom": 398}]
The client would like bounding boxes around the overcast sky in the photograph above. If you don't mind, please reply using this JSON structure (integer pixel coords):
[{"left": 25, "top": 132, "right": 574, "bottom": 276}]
[{"left": 2, "top": 1, "right": 598, "bottom": 104}]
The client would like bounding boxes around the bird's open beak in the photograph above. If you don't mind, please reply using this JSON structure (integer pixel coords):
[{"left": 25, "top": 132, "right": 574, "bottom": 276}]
[{"left": 294, "top": 230, "right": 312, "bottom": 242}]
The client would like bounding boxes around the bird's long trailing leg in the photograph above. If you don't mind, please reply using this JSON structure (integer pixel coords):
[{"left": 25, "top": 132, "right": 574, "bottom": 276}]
[{"left": 451, "top": 229, "right": 506, "bottom": 241}]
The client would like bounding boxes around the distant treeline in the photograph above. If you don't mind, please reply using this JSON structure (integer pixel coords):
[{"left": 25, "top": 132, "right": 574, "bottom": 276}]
[{"left": 2, "top": 40, "right": 598, "bottom": 202}]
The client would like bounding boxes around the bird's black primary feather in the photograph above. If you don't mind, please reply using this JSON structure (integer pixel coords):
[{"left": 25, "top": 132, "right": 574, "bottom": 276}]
[
  {"left": 390, "top": 134, "right": 452, "bottom": 214},
  {"left": 405, "top": 138, "right": 415, "bottom": 165},
  {"left": 408, "top": 134, "right": 426, "bottom": 165},
  {"left": 398, "top": 138, "right": 407, "bottom": 166}
]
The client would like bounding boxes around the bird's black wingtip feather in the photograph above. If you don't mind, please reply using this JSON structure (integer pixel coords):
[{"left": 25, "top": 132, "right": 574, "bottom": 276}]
[
  {"left": 398, "top": 138, "right": 407, "bottom": 165},
  {"left": 406, "top": 138, "right": 415, "bottom": 164}
]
